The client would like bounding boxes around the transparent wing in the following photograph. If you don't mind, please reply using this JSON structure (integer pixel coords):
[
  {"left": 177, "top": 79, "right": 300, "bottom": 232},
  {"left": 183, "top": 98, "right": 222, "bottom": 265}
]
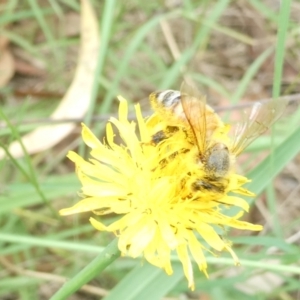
[
  {"left": 231, "top": 99, "right": 286, "bottom": 156},
  {"left": 180, "top": 81, "right": 207, "bottom": 157}
]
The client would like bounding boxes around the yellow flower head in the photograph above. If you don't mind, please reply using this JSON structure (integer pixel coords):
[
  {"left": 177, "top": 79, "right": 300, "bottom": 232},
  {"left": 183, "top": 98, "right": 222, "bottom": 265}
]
[{"left": 60, "top": 96, "right": 262, "bottom": 290}]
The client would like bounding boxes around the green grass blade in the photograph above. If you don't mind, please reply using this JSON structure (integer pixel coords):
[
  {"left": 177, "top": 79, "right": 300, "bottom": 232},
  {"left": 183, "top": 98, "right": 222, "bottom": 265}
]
[
  {"left": 231, "top": 47, "right": 273, "bottom": 104},
  {"left": 27, "top": 0, "right": 59, "bottom": 60},
  {"left": 248, "top": 0, "right": 278, "bottom": 23},
  {"left": 100, "top": 10, "right": 180, "bottom": 114},
  {"left": 50, "top": 239, "right": 120, "bottom": 300},
  {"left": 191, "top": 73, "right": 231, "bottom": 99},
  {"left": 247, "top": 128, "right": 300, "bottom": 198},
  {"left": 102, "top": 263, "right": 184, "bottom": 300},
  {"left": 160, "top": 0, "right": 230, "bottom": 89},
  {"left": 84, "top": 0, "right": 116, "bottom": 126},
  {"left": 272, "top": 0, "right": 292, "bottom": 98}
]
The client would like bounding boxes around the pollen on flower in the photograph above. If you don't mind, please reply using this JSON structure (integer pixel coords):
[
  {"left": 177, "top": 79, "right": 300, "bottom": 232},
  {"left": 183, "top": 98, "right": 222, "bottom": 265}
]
[{"left": 59, "top": 96, "right": 263, "bottom": 290}]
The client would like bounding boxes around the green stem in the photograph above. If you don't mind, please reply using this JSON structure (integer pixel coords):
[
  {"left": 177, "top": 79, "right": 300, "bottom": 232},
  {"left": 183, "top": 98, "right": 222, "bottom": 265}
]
[{"left": 50, "top": 238, "right": 120, "bottom": 300}]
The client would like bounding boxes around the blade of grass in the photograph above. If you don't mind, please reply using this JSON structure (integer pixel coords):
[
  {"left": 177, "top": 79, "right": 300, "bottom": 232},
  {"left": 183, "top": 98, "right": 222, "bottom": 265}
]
[
  {"left": 102, "top": 263, "right": 184, "bottom": 300},
  {"left": 247, "top": 127, "right": 300, "bottom": 198},
  {"left": 206, "top": 256, "right": 300, "bottom": 275},
  {"left": 160, "top": 0, "right": 230, "bottom": 89},
  {"left": 0, "top": 30, "right": 44, "bottom": 60},
  {"left": 0, "top": 225, "right": 95, "bottom": 255},
  {"left": 58, "top": 0, "right": 80, "bottom": 10},
  {"left": 231, "top": 236, "right": 299, "bottom": 253},
  {"left": 27, "top": 0, "right": 59, "bottom": 61},
  {"left": 204, "top": 21, "right": 256, "bottom": 45},
  {"left": 47, "top": 0, "right": 64, "bottom": 16},
  {"left": 0, "top": 233, "right": 103, "bottom": 254},
  {"left": 0, "top": 111, "right": 58, "bottom": 217},
  {"left": 231, "top": 47, "right": 273, "bottom": 105},
  {"left": 0, "top": 8, "right": 54, "bottom": 26},
  {"left": 272, "top": 0, "right": 292, "bottom": 98},
  {"left": 266, "top": 183, "right": 283, "bottom": 237},
  {"left": 99, "top": 10, "right": 180, "bottom": 114},
  {"left": 0, "top": 174, "right": 78, "bottom": 215},
  {"left": 4, "top": 0, "right": 18, "bottom": 12},
  {"left": 83, "top": 0, "right": 116, "bottom": 126},
  {"left": 248, "top": 0, "right": 278, "bottom": 23},
  {"left": 50, "top": 238, "right": 120, "bottom": 300},
  {"left": 191, "top": 73, "right": 231, "bottom": 99}
]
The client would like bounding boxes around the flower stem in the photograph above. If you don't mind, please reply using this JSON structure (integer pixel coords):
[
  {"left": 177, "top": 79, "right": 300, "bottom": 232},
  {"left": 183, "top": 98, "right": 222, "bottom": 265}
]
[{"left": 50, "top": 238, "right": 120, "bottom": 300}]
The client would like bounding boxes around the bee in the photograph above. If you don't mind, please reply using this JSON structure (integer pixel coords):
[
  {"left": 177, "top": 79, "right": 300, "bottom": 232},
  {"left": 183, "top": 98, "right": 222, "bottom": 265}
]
[{"left": 149, "top": 81, "right": 286, "bottom": 193}]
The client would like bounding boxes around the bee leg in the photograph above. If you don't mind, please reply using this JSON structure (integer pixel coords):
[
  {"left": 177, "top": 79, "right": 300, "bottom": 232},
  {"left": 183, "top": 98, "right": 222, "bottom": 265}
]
[
  {"left": 151, "top": 130, "right": 167, "bottom": 144},
  {"left": 151, "top": 126, "right": 179, "bottom": 145},
  {"left": 192, "top": 179, "right": 225, "bottom": 193}
]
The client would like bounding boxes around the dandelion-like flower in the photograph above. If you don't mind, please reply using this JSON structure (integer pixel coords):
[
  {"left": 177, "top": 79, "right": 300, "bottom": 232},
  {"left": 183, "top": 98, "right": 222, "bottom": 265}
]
[{"left": 60, "top": 96, "right": 262, "bottom": 290}]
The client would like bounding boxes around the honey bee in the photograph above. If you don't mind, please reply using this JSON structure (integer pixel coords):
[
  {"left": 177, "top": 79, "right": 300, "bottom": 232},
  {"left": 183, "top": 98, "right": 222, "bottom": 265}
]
[{"left": 149, "top": 81, "right": 286, "bottom": 193}]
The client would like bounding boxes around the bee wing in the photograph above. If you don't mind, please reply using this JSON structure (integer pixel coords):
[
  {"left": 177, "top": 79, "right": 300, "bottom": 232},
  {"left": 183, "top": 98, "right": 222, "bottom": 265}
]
[
  {"left": 231, "top": 99, "right": 286, "bottom": 156},
  {"left": 180, "top": 81, "right": 207, "bottom": 156}
]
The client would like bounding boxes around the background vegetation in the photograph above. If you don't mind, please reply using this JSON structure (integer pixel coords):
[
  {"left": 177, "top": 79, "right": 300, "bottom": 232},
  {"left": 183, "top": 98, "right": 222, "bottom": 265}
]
[{"left": 1, "top": 0, "right": 300, "bottom": 299}]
